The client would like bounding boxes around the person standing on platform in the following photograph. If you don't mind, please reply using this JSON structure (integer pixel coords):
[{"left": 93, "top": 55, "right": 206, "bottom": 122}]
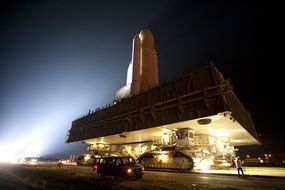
[{"left": 235, "top": 157, "right": 245, "bottom": 177}]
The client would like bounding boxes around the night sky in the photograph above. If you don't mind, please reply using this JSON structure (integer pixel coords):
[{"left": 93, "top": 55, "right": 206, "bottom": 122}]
[{"left": 0, "top": 0, "right": 283, "bottom": 158}]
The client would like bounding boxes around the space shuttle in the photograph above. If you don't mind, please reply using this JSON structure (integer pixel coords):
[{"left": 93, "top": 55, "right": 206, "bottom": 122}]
[{"left": 114, "top": 29, "right": 159, "bottom": 101}]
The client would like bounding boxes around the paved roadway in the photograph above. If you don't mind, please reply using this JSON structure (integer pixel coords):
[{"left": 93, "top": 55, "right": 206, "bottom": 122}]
[
  {"left": 63, "top": 162, "right": 285, "bottom": 189},
  {"left": 6, "top": 162, "right": 284, "bottom": 189},
  {"left": 143, "top": 170, "right": 285, "bottom": 190}
]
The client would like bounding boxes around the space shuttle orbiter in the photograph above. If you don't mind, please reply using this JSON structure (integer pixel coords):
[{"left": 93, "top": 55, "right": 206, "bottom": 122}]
[{"left": 114, "top": 29, "right": 159, "bottom": 101}]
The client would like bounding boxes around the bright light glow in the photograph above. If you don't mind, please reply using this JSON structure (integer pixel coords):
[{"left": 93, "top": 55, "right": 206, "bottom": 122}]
[
  {"left": 127, "top": 168, "right": 132, "bottom": 173},
  {"left": 162, "top": 133, "right": 170, "bottom": 145},
  {"left": 59, "top": 159, "right": 69, "bottom": 164},
  {"left": 194, "top": 158, "right": 213, "bottom": 171},
  {"left": 198, "top": 162, "right": 209, "bottom": 171},
  {"left": 30, "top": 158, "right": 38, "bottom": 165},
  {"left": 209, "top": 136, "right": 215, "bottom": 145},
  {"left": 134, "top": 144, "right": 148, "bottom": 155},
  {"left": 84, "top": 155, "right": 91, "bottom": 161},
  {"left": 214, "top": 130, "right": 227, "bottom": 137},
  {"left": 158, "top": 153, "right": 169, "bottom": 163},
  {"left": 219, "top": 160, "right": 232, "bottom": 167},
  {"left": 0, "top": 145, "right": 17, "bottom": 163},
  {"left": 0, "top": 128, "right": 46, "bottom": 163}
]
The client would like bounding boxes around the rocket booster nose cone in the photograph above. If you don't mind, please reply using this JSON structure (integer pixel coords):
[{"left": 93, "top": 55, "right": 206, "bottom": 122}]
[
  {"left": 139, "top": 28, "right": 155, "bottom": 49},
  {"left": 134, "top": 34, "right": 141, "bottom": 44}
]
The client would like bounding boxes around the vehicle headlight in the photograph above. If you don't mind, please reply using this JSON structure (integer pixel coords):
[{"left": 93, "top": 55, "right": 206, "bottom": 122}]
[{"left": 127, "top": 168, "right": 132, "bottom": 173}]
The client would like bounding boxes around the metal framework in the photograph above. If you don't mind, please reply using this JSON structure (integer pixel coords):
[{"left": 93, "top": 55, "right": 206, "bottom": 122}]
[{"left": 66, "top": 64, "right": 260, "bottom": 145}]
